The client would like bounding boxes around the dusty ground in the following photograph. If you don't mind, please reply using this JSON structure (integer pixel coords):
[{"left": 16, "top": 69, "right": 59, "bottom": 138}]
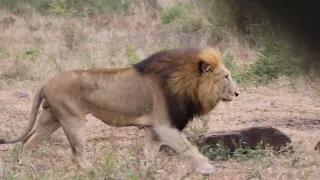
[{"left": 0, "top": 79, "right": 319, "bottom": 180}]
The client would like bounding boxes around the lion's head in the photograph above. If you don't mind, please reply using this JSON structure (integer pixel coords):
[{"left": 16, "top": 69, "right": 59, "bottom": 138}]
[
  {"left": 133, "top": 47, "right": 239, "bottom": 130},
  {"left": 195, "top": 48, "right": 239, "bottom": 110}
]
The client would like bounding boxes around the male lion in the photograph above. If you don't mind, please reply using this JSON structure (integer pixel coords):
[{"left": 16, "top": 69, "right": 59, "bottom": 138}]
[{"left": 0, "top": 47, "right": 239, "bottom": 174}]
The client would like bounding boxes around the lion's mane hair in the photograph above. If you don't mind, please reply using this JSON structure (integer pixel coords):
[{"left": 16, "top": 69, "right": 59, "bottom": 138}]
[{"left": 133, "top": 47, "right": 223, "bottom": 130}]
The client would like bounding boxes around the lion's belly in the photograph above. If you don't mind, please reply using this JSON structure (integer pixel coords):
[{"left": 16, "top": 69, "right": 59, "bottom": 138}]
[
  {"left": 89, "top": 108, "right": 152, "bottom": 127},
  {"left": 79, "top": 69, "right": 154, "bottom": 126},
  {"left": 85, "top": 88, "right": 153, "bottom": 118}
]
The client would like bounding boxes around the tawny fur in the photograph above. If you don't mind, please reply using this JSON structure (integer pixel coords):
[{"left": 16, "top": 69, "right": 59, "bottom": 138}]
[{"left": 0, "top": 47, "right": 239, "bottom": 174}]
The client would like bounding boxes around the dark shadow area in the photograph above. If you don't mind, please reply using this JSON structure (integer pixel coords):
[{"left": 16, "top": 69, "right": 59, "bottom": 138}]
[
  {"left": 252, "top": 0, "right": 320, "bottom": 51},
  {"left": 230, "top": 0, "right": 320, "bottom": 73}
]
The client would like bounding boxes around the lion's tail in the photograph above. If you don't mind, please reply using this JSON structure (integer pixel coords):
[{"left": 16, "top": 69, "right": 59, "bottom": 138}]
[{"left": 0, "top": 85, "right": 44, "bottom": 144}]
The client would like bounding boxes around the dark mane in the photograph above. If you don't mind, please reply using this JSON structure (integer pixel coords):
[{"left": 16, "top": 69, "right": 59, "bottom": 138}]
[{"left": 132, "top": 48, "right": 203, "bottom": 131}]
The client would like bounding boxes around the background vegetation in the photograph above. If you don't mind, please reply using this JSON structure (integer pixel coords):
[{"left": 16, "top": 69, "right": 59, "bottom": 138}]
[{"left": 0, "top": 0, "right": 318, "bottom": 87}]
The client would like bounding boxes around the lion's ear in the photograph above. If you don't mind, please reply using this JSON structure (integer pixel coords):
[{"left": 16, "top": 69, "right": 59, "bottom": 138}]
[{"left": 200, "top": 61, "right": 212, "bottom": 75}]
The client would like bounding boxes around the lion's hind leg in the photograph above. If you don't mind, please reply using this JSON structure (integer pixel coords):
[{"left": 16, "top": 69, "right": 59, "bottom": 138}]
[
  {"left": 153, "top": 125, "right": 216, "bottom": 174},
  {"left": 19, "top": 108, "right": 61, "bottom": 165},
  {"left": 57, "top": 113, "right": 91, "bottom": 170}
]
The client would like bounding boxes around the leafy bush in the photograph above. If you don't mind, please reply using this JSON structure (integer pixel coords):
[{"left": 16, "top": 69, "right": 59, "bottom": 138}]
[
  {"left": 223, "top": 22, "right": 308, "bottom": 86},
  {"left": 201, "top": 142, "right": 273, "bottom": 162},
  {"left": 248, "top": 23, "right": 306, "bottom": 84},
  {"left": 160, "top": 3, "right": 182, "bottom": 24},
  {"left": 125, "top": 43, "right": 140, "bottom": 64}
]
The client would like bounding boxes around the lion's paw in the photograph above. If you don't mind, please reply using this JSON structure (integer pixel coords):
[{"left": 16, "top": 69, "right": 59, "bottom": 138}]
[
  {"left": 196, "top": 162, "right": 216, "bottom": 175},
  {"left": 18, "top": 157, "right": 30, "bottom": 166}
]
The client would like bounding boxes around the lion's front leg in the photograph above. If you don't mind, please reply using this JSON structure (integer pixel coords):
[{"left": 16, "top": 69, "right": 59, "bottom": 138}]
[
  {"left": 58, "top": 115, "right": 92, "bottom": 170},
  {"left": 153, "top": 125, "right": 216, "bottom": 174},
  {"left": 143, "top": 127, "right": 162, "bottom": 166}
]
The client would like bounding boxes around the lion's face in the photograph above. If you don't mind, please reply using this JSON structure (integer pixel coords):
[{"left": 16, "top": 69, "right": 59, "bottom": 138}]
[
  {"left": 219, "top": 66, "right": 239, "bottom": 102},
  {"left": 198, "top": 61, "right": 239, "bottom": 105}
]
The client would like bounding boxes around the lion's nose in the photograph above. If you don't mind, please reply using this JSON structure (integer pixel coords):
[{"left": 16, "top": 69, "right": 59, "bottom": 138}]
[{"left": 235, "top": 92, "right": 239, "bottom": 97}]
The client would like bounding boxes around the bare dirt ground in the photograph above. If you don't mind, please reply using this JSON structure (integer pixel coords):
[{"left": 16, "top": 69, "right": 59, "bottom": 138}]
[{"left": 0, "top": 80, "right": 319, "bottom": 180}]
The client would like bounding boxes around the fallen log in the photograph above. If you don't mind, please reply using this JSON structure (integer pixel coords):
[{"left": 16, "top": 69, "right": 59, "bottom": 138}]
[{"left": 160, "top": 126, "right": 294, "bottom": 157}]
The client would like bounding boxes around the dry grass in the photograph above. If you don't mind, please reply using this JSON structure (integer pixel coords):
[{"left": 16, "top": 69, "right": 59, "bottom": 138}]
[
  {"left": 0, "top": 0, "right": 319, "bottom": 179},
  {"left": 0, "top": 0, "right": 260, "bottom": 84}
]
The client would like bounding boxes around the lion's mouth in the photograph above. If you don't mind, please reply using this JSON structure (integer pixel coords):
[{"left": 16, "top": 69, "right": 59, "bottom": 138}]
[{"left": 222, "top": 97, "right": 233, "bottom": 101}]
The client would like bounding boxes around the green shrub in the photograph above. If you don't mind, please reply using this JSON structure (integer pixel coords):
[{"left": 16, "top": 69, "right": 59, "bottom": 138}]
[
  {"left": 201, "top": 142, "right": 273, "bottom": 162},
  {"left": 125, "top": 43, "right": 140, "bottom": 64},
  {"left": 0, "top": 0, "right": 22, "bottom": 10},
  {"left": 222, "top": 22, "right": 308, "bottom": 86},
  {"left": 248, "top": 23, "right": 306, "bottom": 84},
  {"left": 160, "top": 3, "right": 182, "bottom": 24},
  {"left": 46, "top": 0, "right": 71, "bottom": 14},
  {"left": 201, "top": 143, "right": 231, "bottom": 161}
]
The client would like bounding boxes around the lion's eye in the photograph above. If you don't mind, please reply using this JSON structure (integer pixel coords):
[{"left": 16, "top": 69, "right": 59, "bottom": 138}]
[{"left": 225, "top": 75, "right": 229, "bottom": 80}]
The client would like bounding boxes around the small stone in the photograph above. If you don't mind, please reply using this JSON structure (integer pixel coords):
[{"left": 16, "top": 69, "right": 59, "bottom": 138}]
[
  {"left": 17, "top": 92, "right": 29, "bottom": 98},
  {"left": 314, "top": 140, "right": 320, "bottom": 151}
]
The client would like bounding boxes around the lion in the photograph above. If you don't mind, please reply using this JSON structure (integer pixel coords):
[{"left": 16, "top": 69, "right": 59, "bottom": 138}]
[{"left": 0, "top": 47, "right": 239, "bottom": 174}]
